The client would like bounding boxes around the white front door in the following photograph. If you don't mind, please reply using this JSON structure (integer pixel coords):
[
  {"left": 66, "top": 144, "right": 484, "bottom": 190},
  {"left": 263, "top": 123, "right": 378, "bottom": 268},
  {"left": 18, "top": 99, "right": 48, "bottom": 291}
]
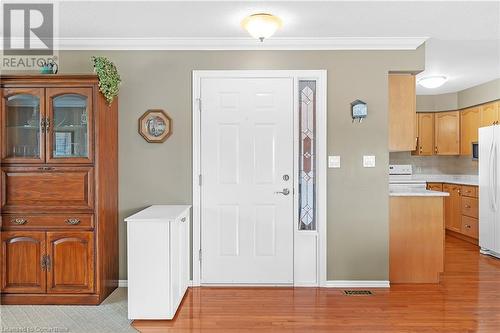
[{"left": 200, "top": 77, "right": 294, "bottom": 284}]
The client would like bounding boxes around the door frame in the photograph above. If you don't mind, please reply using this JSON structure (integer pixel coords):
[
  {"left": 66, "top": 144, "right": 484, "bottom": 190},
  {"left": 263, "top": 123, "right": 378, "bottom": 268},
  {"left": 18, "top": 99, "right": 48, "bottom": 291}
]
[{"left": 192, "top": 70, "right": 327, "bottom": 287}]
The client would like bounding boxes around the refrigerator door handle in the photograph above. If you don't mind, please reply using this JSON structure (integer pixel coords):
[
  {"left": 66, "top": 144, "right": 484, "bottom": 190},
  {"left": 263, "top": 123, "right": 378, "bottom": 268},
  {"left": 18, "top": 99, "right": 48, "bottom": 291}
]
[
  {"left": 494, "top": 140, "right": 498, "bottom": 212},
  {"left": 489, "top": 138, "right": 495, "bottom": 211}
]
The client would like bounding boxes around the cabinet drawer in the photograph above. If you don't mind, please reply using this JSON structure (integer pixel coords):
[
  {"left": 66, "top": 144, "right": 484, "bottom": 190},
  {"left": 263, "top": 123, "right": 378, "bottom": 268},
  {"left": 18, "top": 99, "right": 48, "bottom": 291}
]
[
  {"left": 461, "top": 185, "right": 477, "bottom": 198},
  {"left": 427, "top": 183, "right": 443, "bottom": 191},
  {"left": 461, "top": 197, "right": 478, "bottom": 218},
  {"left": 461, "top": 216, "right": 478, "bottom": 239},
  {"left": 2, "top": 214, "right": 93, "bottom": 230},
  {"left": 1, "top": 167, "right": 94, "bottom": 212}
]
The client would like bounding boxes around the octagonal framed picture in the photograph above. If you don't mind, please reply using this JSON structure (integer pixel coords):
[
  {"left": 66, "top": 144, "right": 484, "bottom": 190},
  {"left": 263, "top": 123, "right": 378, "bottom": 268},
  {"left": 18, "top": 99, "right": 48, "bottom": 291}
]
[{"left": 138, "top": 109, "right": 172, "bottom": 143}]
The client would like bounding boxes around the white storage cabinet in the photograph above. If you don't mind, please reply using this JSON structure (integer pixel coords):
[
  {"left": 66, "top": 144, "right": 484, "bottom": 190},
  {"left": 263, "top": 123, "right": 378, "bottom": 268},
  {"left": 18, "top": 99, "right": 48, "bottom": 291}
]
[{"left": 125, "top": 205, "right": 191, "bottom": 320}]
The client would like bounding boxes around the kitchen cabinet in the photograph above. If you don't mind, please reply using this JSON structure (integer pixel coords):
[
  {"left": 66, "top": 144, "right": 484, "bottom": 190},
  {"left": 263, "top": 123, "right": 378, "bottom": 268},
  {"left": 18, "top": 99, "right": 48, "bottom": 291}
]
[
  {"left": 1, "top": 231, "right": 46, "bottom": 293},
  {"left": 412, "top": 113, "right": 434, "bottom": 156},
  {"left": 0, "top": 75, "right": 118, "bottom": 305},
  {"left": 389, "top": 74, "right": 416, "bottom": 152},
  {"left": 443, "top": 184, "right": 462, "bottom": 232},
  {"left": 480, "top": 101, "right": 499, "bottom": 127},
  {"left": 460, "top": 107, "right": 480, "bottom": 155},
  {"left": 435, "top": 111, "right": 460, "bottom": 155},
  {"left": 390, "top": 196, "right": 444, "bottom": 283},
  {"left": 427, "top": 183, "right": 443, "bottom": 191},
  {"left": 427, "top": 182, "right": 479, "bottom": 244}
]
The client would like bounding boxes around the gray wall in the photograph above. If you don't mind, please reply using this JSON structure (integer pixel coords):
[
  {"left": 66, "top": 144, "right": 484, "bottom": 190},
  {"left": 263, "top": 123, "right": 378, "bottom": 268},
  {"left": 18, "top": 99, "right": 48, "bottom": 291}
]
[
  {"left": 417, "top": 77, "right": 500, "bottom": 112},
  {"left": 458, "top": 78, "right": 500, "bottom": 109},
  {"left": 416, "top": 93, "right": 458, "bottom": 112},
  {"left": 59, "top": 49, "right": 425, "bottom": 281}
]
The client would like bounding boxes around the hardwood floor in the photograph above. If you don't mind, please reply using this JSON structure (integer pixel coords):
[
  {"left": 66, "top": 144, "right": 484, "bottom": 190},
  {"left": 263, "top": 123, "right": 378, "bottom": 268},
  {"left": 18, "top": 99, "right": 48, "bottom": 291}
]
[{"left": 132, "top": 236, "right": 500, "bottom": 332}]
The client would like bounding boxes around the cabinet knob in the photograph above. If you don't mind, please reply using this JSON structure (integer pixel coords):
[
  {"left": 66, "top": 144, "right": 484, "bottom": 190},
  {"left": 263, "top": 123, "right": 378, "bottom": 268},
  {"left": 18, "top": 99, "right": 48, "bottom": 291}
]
[
  {"left": 65, "top": 218, "right": 81, "bottom": 225},
  {"left": 465, "top": 224, "right": 471, "bottom": 229},
  {"left": 465, "top": 205, "right": 471, "bottom": 208},
  {"left": 181, "top": 217, "right": 186, "bottom": 222},
  {"left": 435, "top": 146, "right": 438, "bottom": 153},
  {"left": 11, "top": 218, "right": 27, "bottom": 225}
]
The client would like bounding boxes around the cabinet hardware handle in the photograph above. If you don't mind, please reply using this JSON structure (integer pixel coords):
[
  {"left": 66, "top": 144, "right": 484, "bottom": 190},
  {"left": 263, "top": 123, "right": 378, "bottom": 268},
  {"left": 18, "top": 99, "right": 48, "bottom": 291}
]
[
  {"left": 181, "top": 217, "right": 186, "bottom": 222},
  {"left": 45, "top": 255, "right": 51, "bottom": 271},
  {"left": 65, "top": 218, "right": 81, "bottom": 225},
  {"left": 40, "top": 119, "right": 46, "bottom": 131},
  {"left": 435, "top": 146, "right": 438, "bottom": 153},
  {"left": 45, "top": 118, "right": 51, "bottom": 131},
  {"left": 11, "top": 218, "right": 27, "bottom": 225},
  {"left": 37, "top": 166, "right": 54, "bottom": 171},
  {"left": 465, "top": 224, "right": 471, "bottom": 228},
  {"left": 465, "top": 205, "right": 471, "bottom": 208},
  {"left": 41, "top": 255, "right": 47, "bottom": 269}
]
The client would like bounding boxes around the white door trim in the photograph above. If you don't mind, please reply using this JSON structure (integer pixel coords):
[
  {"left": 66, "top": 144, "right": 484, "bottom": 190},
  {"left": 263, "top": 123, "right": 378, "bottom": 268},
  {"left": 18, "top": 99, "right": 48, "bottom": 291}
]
[{"left": 192, "top": 70, "right": 327, "bottom": 287}]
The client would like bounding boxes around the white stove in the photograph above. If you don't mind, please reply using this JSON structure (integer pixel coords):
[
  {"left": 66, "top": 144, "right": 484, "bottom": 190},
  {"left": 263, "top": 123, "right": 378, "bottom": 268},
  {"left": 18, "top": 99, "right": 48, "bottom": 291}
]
[{"left": 389, "top": 164, "right": 426, "bottom": 189}]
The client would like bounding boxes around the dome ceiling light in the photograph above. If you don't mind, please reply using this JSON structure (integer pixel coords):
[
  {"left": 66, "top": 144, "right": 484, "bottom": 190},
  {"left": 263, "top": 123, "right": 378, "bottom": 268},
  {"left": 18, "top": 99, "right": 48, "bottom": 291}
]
[
  {"left": 418, "top": 76, "right": 448, "bottom": 89},
  {"left": 241, "top": 13, "right": 283, "bottom": 42}
]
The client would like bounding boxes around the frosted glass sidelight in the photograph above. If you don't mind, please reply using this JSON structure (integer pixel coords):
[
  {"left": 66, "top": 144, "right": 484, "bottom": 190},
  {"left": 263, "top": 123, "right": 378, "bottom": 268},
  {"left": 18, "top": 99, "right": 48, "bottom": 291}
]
[{"left": 298, "top": 81, "right": 317, "bottom": 231}]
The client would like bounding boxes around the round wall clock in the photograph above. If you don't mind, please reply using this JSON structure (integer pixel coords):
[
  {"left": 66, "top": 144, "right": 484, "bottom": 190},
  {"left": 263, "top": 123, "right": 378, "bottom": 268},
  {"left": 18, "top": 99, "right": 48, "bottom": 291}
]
[{"left": 138, "top": 109, "right": 172, "bottom": 143}]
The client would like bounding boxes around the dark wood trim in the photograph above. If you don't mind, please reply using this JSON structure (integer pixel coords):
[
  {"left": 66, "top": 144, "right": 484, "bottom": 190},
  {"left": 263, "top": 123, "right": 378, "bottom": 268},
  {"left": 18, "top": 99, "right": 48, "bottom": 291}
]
[
  {"left": 446, "top": 229, "right": 479, "bottom": 245},
  {"left": 0, "top": 293, "right": 101, "bottom": 305}
]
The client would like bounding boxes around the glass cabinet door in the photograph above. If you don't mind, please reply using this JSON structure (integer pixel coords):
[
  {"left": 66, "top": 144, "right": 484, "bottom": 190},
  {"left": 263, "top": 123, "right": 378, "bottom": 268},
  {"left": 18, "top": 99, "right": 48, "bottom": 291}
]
[
  {"left": 46, "top": 88, "right": 93, "bottom": 163},
  {"left": 1, "top": 88, "right": 45, "bottom": 163}
]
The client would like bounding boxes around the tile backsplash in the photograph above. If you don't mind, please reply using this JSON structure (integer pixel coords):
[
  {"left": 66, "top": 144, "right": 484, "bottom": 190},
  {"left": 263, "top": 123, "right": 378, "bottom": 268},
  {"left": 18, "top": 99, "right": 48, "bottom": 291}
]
[{"left": 389, "top": 152, "right": 478, "bottom": 175}]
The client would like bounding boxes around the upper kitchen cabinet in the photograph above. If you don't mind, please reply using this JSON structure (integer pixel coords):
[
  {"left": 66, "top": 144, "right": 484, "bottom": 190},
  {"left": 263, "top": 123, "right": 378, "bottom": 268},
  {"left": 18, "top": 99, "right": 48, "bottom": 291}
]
[
  {"left": 460, "top": 107, "right": 480, "bottom": 155},
  {"left": 389, "top": 73, "right": 416, "bottom": 152},
  {"left": 1, "top": 88, "right": 46, "bottom": 164},
  {"left": 480, "top": 101, "right": 499, "bottom": 127},
  {"left": 412, "top": 112, "right": 434, "bottom": 156},
  {"left": 46, "top": 88, "right": 93, "bottom": 164},
  {"left": 435, "top": 111, "right": 460, "bottom": 155}
]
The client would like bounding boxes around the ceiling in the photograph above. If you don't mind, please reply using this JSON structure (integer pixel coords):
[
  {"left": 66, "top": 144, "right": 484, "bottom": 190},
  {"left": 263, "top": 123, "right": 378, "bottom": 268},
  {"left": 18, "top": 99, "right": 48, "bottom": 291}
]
[{"left": 10, "top": 1, "right": 500, "bottom": 94}]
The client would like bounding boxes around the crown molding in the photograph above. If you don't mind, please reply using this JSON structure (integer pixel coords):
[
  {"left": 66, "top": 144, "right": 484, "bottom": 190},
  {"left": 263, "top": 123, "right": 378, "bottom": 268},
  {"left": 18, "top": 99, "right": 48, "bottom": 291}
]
[{"left": 47, "top": 36, "right": 427, "bottom": 51}]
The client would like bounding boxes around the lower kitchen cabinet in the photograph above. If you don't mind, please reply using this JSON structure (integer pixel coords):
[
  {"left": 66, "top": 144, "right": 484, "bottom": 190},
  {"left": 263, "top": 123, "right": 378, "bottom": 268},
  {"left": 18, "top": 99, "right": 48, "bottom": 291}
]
[
  {"left": 1, "top": 231, "right": 94, "bottom": 295},
  {"left": 1, "top": 231, "right": 46, "bottom": 293},
  {"left": 443, "top": 184, "right": 462, "bottom": 232},
  {"left": 428, "top": 182, "right": 479, "bottom": 244}
]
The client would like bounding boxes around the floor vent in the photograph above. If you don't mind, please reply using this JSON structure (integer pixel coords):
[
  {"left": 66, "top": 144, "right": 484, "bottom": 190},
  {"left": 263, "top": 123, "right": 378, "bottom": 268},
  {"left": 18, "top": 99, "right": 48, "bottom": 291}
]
[{"left": 342, "top": 290, "right": 373, "bottom": 296}]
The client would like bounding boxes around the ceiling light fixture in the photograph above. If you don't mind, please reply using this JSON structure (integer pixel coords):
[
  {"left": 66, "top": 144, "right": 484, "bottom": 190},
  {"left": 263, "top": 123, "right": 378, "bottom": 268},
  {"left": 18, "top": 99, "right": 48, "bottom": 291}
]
[
  {"left": 418, "top": 76, "right": 448, "bottom": 89},
  {"left": 241, "top": 13, "right": 282, "bottom": 42}
]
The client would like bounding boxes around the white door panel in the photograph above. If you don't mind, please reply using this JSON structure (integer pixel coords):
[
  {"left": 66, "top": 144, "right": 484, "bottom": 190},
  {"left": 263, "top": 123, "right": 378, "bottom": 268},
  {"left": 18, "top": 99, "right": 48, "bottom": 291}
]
[{"left": 201, "top": 78, "right": 294, "bottom": 284}]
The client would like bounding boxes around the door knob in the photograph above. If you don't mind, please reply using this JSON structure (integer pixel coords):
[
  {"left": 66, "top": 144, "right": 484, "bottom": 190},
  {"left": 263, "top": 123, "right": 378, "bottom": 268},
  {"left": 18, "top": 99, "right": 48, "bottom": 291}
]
[{"left": 275, "top": 188, "right": 290, "bottom": 195}]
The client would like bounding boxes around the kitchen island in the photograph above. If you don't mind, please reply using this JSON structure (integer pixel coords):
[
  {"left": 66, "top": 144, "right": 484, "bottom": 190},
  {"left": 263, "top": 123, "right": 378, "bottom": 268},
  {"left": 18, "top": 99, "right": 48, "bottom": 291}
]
[{"left": 389, "top": 187, "right": 449, "bottom": 283}]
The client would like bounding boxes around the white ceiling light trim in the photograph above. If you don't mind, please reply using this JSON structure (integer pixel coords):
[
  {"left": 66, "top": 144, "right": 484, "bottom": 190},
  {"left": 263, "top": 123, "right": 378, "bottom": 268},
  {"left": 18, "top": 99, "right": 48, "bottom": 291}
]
[
  {"left": 418, "top": 76, "right": 448, "bottom": 89},
  {"left": 43, "top": 37, "right": 427, "bottom": 50}
]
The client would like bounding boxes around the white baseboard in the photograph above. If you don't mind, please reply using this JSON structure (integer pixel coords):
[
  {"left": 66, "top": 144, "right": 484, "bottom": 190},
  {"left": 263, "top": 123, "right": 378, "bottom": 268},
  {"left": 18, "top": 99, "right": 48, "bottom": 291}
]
[
  {"left": 119, "top": 279, "right": 388, "bottom": 288},
  {"left": 118, "top": 280, "right": 195, "bottom": 288},
  {"left": 324, "top": 280, "right": 390, "bottom": 288}
]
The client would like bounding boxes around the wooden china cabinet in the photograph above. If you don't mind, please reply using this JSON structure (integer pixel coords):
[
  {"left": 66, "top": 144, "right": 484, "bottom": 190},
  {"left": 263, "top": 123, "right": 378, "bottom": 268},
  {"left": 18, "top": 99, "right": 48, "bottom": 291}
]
[{"left": 0, "top": 75, "right": 118, "bottom": 304}]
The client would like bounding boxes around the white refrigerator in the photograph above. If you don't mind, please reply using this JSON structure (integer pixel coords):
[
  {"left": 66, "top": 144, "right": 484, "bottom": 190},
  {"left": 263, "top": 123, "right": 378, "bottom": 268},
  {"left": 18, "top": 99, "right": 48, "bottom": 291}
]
[{"left": 479, "top": 125, "right": 500, "bottom": 258}]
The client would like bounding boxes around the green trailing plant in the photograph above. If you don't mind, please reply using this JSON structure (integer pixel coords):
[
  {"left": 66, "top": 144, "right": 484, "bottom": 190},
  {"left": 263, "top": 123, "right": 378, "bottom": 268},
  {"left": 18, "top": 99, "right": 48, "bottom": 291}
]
[{"left": 91, "top": 56, "right": 121, "bottom": 105}]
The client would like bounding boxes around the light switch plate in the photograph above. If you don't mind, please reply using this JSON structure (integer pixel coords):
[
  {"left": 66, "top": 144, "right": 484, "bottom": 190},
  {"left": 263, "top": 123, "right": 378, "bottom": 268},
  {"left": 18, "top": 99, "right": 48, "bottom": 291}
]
[
  {"left": 328, "top": 155, "right": 340, "bottom": 168},
  {"left": 363, "top": 155, "right": 376, "bottom": 168}
]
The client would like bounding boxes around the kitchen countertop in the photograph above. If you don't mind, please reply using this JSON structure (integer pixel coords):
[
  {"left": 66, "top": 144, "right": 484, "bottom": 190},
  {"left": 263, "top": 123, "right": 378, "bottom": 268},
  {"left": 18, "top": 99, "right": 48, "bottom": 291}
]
[
  {"left": 389, "top": 186, "right": 450, "bottom": 197},
  {"left": 390, "top": 174, "right": 478, "bottom": 186}
]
